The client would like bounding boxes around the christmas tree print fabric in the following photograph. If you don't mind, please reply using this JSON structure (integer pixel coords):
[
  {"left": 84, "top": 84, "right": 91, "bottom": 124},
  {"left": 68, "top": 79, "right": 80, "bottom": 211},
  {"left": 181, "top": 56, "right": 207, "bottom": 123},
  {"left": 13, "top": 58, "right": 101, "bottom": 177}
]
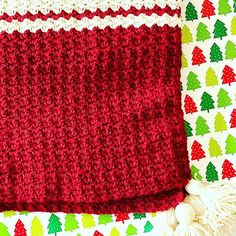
[
  {"left": 182, "top": 0, "right": 236, "bottom": 183},
  {"left": 0, "top": 0, "right": 236, "bottom": 235}
]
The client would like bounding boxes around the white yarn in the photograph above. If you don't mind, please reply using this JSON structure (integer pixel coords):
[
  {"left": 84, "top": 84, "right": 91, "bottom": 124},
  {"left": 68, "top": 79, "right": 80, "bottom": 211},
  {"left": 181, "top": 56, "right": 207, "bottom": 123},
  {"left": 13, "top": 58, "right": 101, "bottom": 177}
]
[
  {"left": 175, "top": 203, "right": 195, "bottom": 224},
  {"left": 150, "top": 179, "right": 236, "bottom": 235},
  {"left": 174, "top": 203, "right": 210, "bottom": 236},
  {"left": 185, "top": 179, "right": 205, "bottom": 195},
  {"left": 174, "top": 222, "right": 210, "bottom": 236},
  {"left": 157, "top": 208, "right": 177, "bottom": 226},
  {"left": 0, "top": 13, "right": 180, "bottom": 34},
  {"left": 154, "top": 208, "right": 176, "bottom": 236},
  {"left": 186, "top": 179, "right": 236, "bottom": 229},
  {"left": 156, "top": 226, "right": 175, "bottom": 236},
  {"left": 0, "top": 0, "right": 181, "bottom": 16},
  {"left": 132, "top": 179, "right": 236, "bottom": 235},
  {"left": 184, "top": 195, "right": 205, "bottom": 220}
]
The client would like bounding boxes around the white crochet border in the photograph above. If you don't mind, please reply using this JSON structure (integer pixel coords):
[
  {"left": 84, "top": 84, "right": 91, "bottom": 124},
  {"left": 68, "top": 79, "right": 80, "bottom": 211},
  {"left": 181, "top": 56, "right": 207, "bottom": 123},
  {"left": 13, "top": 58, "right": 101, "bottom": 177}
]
[
  {"left": 0, "top": 0, "right": 181, "bottom": 16},
  {"left": 0, "top": 13, "right": 180, "bottom": 34}
]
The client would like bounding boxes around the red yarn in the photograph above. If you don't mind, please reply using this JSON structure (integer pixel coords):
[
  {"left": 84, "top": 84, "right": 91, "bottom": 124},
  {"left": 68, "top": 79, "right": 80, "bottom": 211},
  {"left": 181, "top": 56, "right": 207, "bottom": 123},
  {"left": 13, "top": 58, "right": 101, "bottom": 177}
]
[{"left": 0, "top": 17, "right": 190, "bottom": 213}]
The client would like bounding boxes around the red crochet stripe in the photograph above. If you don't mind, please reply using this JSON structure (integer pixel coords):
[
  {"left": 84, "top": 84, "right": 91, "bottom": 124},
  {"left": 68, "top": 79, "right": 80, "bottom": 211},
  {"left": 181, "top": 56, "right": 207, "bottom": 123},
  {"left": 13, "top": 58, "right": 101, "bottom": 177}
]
[
  {"left": 0, "top": 25, "right": 190, "bottom": 213},
  {"left": 0, "top": 5, "right": 180, "bottom": 22}
]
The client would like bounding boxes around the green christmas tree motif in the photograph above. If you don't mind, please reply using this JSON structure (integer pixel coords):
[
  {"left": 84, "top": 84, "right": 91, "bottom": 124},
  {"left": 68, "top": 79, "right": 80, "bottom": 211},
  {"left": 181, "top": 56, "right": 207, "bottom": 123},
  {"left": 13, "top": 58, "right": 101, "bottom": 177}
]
[
  {"left": 206, "top": 162, "right": 219, "bottom": 182},
  {"left": 31, "top": 216, "right": 43, "bottom": 236},
  {"left": 185, "top": 2, "right": 198, "bottom": 21},
  {"left": 182, "top": 25, "right": 193, "bottom": 44},
  {"left": 182, "top": 53, "right": 188, "bottom": 68},
  {"left": 98, "top": 214, "right": 113, "bottom": 225},
  {"left": 217, "top": 88, "right": 232, "bottom": 108},
  {"left": 64, "top": 214, "right": 79, "bottom": 232},
  {"left": 226, "top": 134, "right": 236, "bottom": 154},
  {"left": 0, "top": 222, "right": 10, "bottom": 236},
  {"left": 210, "top": 43, "right": 223, "bottom": 62},
  {"left": 200, "top": 92, "right": 215, "bottom": 112},
  {"left": 195, "top": 116, "right": 210, "bottom": 136},
  {"left": 144, "top": 221, "right": 153, "bottom": 233},
  {"left": 205, "top": 67, "right": 218, "bottom": 86},
  {"left": 3, "top": 211, "right": 17, "bottom": 217},
  {"left": 209, "top": 138, "right": 222, "bottom": 157},
  {"left": 185, "top": 120, "right": 193, "bottom": 137},
  {"left": 214, "top": 19, "right": 227, "bottom": 39},
  {"left": 186, "top": 71, "right": 201, "bottom": 91},
  {"left": 225, "top": 40, "right": 236, "bottom": 60},
  {"left": 133, "top": 213, "right": 146, "bottom": 220},
  {"left": 126, "top": 224, "right": 137, "bottom": 236},
  {"left": 47, "top": 214, "right": 62, "bottom": 236},
  {"left": 214, "top": 112, "right": 227, "bottom": 132},
  {"left": 234, "top": 0, "right": 236, "bottom": 12},
  {"left": 110, "top": 227, "right": 120, "bottom": 236},
  {"left": 82, "top": 214, "right": 96, "bottom": 229},
  {"left": 218, "top": 0, "right": 232, "bottom": 15},
  {"left": 231, "top": 16, "right": 236, "bottom": 35},
  {"left": 196, "top": 22, "right": 211, "bottom": 41},
  {"left": 191, "top": 165, "right": 203, "bottom": 180},
  {"left": 19, "top": 211, "right": 30, "bottom": 215}
]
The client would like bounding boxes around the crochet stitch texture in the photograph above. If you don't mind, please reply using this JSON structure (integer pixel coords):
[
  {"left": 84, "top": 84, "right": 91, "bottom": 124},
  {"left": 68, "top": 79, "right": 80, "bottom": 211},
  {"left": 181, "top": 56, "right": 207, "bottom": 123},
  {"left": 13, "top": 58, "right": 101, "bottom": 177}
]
[{"left": 0, "top": 0, "right": 191, "bottom": 213}]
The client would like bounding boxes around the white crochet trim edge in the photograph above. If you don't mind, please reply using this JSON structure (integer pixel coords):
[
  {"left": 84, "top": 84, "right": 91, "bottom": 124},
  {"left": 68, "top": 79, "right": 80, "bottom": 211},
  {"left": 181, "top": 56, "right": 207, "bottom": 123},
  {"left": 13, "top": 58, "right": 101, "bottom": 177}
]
[
  {"left": 0, "top": 13, "right": 181, "bottom": 34},
  {"left": 0, "top": 0, "right": 181, "bottom": 16}
]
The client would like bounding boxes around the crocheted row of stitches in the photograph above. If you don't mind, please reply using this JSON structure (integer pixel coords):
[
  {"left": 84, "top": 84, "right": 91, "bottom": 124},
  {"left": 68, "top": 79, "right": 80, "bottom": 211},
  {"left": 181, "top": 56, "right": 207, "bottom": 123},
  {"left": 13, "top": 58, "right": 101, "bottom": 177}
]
[
  {"left": 0, "top": 3, "right": 181, "bottom": 33},
  {"left": 0, "top": 23, "right": 190, "bottom": 213},
  {"left": 0, "top": 4, "right": 180, "bottom": 22},
  {"left": 0, "top": 189, "right": 185, "bottom": 213},
  {"left": 0, "top": 0, "right": 181, "bottom": 16},
  {"left": 0, "top": 13, "right": 181, "bottom": 33}
]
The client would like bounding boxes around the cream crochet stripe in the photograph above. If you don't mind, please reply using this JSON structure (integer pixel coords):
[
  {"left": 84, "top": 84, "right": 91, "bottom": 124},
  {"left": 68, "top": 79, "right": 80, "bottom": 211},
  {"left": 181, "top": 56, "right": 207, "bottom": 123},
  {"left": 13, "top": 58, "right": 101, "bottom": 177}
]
[
  {"left": 0, "top": 0, "right": 181, "bottom": 16},
  {"left": 0, "top": 12, "right": 180, "bottom": 33}
]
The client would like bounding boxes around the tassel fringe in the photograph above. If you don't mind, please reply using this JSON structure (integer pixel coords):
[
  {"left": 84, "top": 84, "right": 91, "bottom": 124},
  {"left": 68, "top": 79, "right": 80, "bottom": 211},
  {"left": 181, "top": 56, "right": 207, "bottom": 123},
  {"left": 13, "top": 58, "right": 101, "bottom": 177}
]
[{"left": 157, "top": 179, "right": 236, "bottom": 236}]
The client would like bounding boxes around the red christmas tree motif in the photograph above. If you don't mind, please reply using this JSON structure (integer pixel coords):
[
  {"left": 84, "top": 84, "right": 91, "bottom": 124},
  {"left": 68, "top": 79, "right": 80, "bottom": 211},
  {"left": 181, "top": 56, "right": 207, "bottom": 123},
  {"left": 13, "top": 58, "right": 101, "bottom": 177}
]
[
  {"left": 222, "top": 160, "right": 236, "bottom": 179},
  {"left": 192, "top": 46, "right": 206, "bottom": 66},
  {"left": 14, "top": 220, "right": 27, "bottom": 236},
  {"left": 230, "top": 109, "right": 236, "bottom": 128},
  {"left": 221, "top": 65, "right": 236, "bottom": 85},
  {"left": 115, "top": 213, "right": 130, "bottom": 223},
  {"left": 191, "top": 140, "right": 206, "bottom": 161},
  {"left": 93, "top": 230, "right": 104, "bottom": 236},
  {"left": 184, "top": 95, "right": 198, "bottom": 114},
  {"left": 201, "top": 0, "right": 216, "bottom": 18}
]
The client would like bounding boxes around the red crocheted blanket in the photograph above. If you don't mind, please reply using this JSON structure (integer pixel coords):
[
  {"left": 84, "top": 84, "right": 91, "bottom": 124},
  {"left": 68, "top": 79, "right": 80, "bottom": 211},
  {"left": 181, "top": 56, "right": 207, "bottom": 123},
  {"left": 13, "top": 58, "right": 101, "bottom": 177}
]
[{"left": 0, "top": 0, "right": 190, "bottom": 213}]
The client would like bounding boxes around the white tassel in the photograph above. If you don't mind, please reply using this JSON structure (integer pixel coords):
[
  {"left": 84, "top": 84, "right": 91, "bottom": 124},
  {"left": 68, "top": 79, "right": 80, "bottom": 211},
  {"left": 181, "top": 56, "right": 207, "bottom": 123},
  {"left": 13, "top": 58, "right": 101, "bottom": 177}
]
[
  {"left": 184, "top": 195, "right": 205, "bottom": 221},
  {"left": 186, "top": 179, "right": 236, "bottom": 229},
  {"left": 174, "top": 203, "right": 210, "bottom": 236},
  {"left": 184, "top": 195, "right": 235, "bottom": 236},
  {"left": 156, "top": 226, "right": 174, "bottom": 236},
  {"left": 202, "top": 214, "right": 235, "bottom": 236},
  {"left": 185, "top": 180, "right": 205, "bottom": 195},
  {"left": 153, "top": 180, "right": 236, "bottom": 235},
  {"left": 155, "top": 208, "right": 176, "bottom": 236}
]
